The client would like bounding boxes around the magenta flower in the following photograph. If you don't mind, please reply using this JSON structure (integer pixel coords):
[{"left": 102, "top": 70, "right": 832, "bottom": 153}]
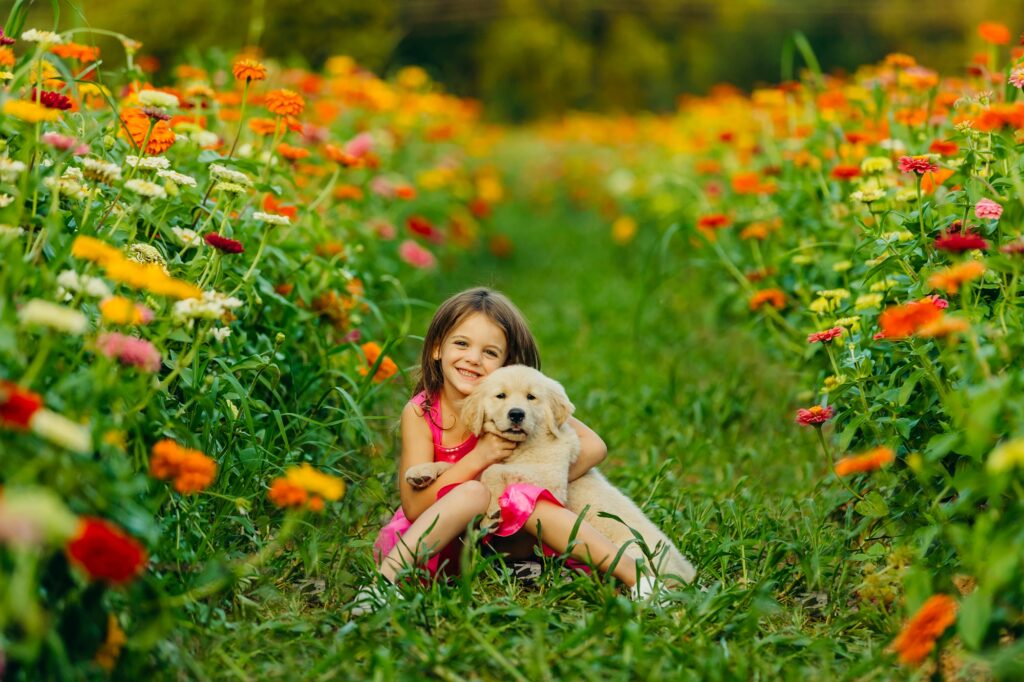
[
  {"left": 898, "top": 156, "right": 940, "bottom": 175},
  {"left": 975, "top": 198, "right": 1003, "bottom": 220},
  {"left": 796, "top": 405, "right": 835, "bottom": 427},
  {"left": 398, "top": 240, "right": 436, "bottom": 269},
  {"left": 807, "top": 327, "right": 844, "bottom": 344},
  {"left": 41, "top": 132, "right": 90, "bottom": 155},
  {"left": 922, "top": 294, "right": 949, "bottom": 310},
  {"left": 344, "top": 132, "right": 374, "bottom": 158},
  {"left": 96, "top": 332, "right": 161, "bottom": 372}
]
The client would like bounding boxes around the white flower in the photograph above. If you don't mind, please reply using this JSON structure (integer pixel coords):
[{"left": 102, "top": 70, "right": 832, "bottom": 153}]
[
  {"left": 213, "top": 181, "right": 247, "bottom": 195},
  {"left": 191, "top": 130, "right": 220, "bottom": 148},
  {"left": 18, "top": 299, "right": 88, "bottom": 334},
  {"left": 137, "top": 89, "right": 179, "bottom": 109},
  {"left": 0, "top": 193, "right": 14, "bottom": 208},
  {"left": 124, "top": 179, "right": 167, "bottom": 199},
  {"left": 20, "top": 29, "right": 64, "bottom": 45},
  {"left": 171, "top": 226, "right": 202, "bottom": 247},
  {"left": 0, "top": 225, "right": 25, "bottom": 238},
  {"left": 0, "top": 71, "right": 14, "bottom": 81},
  {"left": 56, "top": 269, "right": 112, "bottom": 299},
  {"left": 0, "top": 488, "right": 79, "bottom": 548},
  {"left": 210, "top": 326, "right": 232, "bottom": 343},
  {"left": 252, "top": 211, "right": 291, "bottom": 226},
  {"left": 209, "top": 163, "right": 252, "bottom": 186},
  {"left": 0, "top": 158, "right": 28, "bottom": 182},
  {"left": 81, "top": 158, "right": 122, "bottom": 184},
  {"left": 849, "top": 189, "right": 885, "bottom": 203},
  {"left": 172, "top": 290, "right": 243, "bottom": 321},
  {"left": 125, "top": 155, "right": 171, "bottom": 170},
  {"left": 157, "top": 169, "right": 197, "bottom": 187},
  {"left": 30, "top": 409, "right": 92, "bottom": 453}
]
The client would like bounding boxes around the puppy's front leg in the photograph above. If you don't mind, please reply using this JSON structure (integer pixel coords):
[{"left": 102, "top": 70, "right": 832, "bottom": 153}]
[
  {"left": 478, "top": 465, "right": 510, "bottom": 532},
  {"left": 404, "top": 462, "right": 453, "bottom": 490}
]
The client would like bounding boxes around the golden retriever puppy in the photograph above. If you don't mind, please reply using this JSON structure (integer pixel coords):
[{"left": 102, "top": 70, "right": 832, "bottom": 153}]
[{"left": 405, "top": 365, "right": 696, "bottom": 583}]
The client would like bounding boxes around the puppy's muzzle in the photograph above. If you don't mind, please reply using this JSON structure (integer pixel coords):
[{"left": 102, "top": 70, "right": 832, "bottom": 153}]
[{"left": 508, "top": 408, "right": 526, "bottom": 425}]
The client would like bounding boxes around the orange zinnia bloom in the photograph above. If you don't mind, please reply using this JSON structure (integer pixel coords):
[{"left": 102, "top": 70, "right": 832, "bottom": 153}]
[
  {"left": 360, "top": 342, "right": 398, "bottom": 382},
  {"left": 834, "top": 446, "right": 895, "bottom": 476},
  {"left": 927, "top": 261, "right": 986, "bottom": 294},
  {"left": 232, "top": 59, "right": 267, "bottom": 82},
  {"left": 978, "top": 22, "right": 1011, "bottom": 45},
  {"left": 268, "top": 478, "right": 308, "bottom": 508},
  {"left": 277, "top": 142, "right": 310, "bottom": 161},
  {"left": 265, "top": 89, "right": 305, "bottom": 117},
  {"left": 917, "top": 315, "right": 970, "bottom": 338},
  {"left": 120, "top": 107, "right": 176, "bottom": 155},
  {"left": 878, "top": 300, "right": 943, "bottom": 339},
  {"left": 248, "top": 117, "right": 279, "bottom": 135},
  {"left": 50, "top": 42, "right": 101, "bottom": 63},
  {"left": 150, "top": 439, "right": 217, "bottom": 494},
  {"left": 891, "top": 594, "right": 958, "bottom": 665},
  {"left": 749, "top": 288, "right": 786, "bottom": 311}
]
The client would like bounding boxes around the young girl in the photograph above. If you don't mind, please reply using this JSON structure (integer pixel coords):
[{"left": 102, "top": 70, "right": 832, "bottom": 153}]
[{"left": 354, "top": 287, "right": 657, "bottom": 613}]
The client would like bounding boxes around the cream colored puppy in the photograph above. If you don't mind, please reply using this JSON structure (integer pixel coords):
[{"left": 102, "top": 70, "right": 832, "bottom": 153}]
[{"left": 405, "top": 365, "right": 696, "bottom": 583}]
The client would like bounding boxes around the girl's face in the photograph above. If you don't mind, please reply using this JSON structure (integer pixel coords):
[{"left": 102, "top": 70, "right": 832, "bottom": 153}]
[{"left": 434, "top": 312, "right": 507, "bottom": 398}]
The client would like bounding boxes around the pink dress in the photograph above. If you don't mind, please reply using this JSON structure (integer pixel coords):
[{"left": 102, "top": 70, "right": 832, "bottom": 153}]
[{"left": 372, "top": 391, "right": 565, "bottom": 577}]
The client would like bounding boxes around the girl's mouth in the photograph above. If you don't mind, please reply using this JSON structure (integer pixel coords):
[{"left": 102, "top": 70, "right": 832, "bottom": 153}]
[{"left": 457, "top": 368, "right": 480, "bottom": 379}]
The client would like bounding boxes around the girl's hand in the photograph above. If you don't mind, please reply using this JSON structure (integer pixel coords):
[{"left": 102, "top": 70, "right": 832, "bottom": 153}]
[{"left": 476, "top": 432, "right": 517, "bottom": 466}]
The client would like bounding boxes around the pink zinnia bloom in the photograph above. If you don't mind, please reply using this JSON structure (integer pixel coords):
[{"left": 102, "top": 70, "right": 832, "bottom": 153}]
[
  {"left": 41, "top": 132, "right": 90, "bottom": 155},
  {"left": 344, "top": 132, "right": 374, "bottom": 158},
  {"left": 796, "top": 405, "right": 835, "bottom": 426},
  {"left": 369, "top": 176, "right": 395, "bottom": 199},
  {"left": 1009, "top": 68, "right": 1024, "bottom": 90},
  {"left": 898, "top": 156, "right": 940, "bottom": 175},
  {"left": 96, "top": 332, "right": 161, "bottom": 372},
  {"left": 370, "top": 219, "right": 396, "bottom": 240},
  {"left": 1000, "top": 239, "right": 1024, "bottom": 255},
  {"left": 398, "top": 240, "right": 436, "bottom": 269},
  {"left": 807, "top": 326, "right": 844, "bottom": 343},
  {"left": 975, "top": 198, "right": 1003, "bottom": 220}
]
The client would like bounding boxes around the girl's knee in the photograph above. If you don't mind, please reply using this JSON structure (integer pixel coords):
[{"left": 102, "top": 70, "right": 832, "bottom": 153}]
[{"left": 451, "top": 480, "right": 490, "bottom": 513}]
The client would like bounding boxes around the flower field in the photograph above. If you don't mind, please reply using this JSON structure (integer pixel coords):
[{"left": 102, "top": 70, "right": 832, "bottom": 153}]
[{"left": 2, "top": 1, "right": 1024, "bottom": 678}]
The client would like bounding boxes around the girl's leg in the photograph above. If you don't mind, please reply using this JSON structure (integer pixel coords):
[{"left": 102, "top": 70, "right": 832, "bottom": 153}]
[
  {"left": 379, "top": 481, "right": 490, "bottom": 582},
  {"left": 520, "top": 500, "right": 639, "bottom": 586}
]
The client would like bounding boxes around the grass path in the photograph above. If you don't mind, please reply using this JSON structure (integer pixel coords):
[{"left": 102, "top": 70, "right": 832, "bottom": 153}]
[{"left": 179, "top": 197, "right": 901, "bottom": 680}]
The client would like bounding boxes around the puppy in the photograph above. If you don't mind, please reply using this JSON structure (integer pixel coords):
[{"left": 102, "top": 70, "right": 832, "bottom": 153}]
[{"left": 405, "top": 365, "right": 696, "bottom": 583}]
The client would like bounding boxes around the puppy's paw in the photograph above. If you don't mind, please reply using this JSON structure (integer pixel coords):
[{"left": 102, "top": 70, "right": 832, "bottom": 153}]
[
  {"left": 404, "top": 463, "right": 449, "bottom": 490},
  {"left": 478, "top": 506, "right": 502, "bottom": 533}
]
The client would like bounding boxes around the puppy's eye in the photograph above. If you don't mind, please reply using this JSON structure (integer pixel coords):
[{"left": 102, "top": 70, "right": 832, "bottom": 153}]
[
  {"left": 527, "top": 394, "right": 536, "bottom": 400},
  {"left": 496, "top": 392, "right": 506, "bottom": 399}
]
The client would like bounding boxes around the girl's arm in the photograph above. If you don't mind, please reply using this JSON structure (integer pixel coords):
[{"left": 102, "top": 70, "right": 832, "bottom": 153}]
[
  {"left": 568, "top": 416, "right": 607, "bottom": 481},
  {"left": 398, "top": 402, "right": 515, "bottom": 521}
]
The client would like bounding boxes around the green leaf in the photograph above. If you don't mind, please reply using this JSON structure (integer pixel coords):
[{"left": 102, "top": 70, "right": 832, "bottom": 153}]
[
  {"left": 925, "top": 431, "right": 960, "bottom": 461},
  {"left": 854, "top": 491, "right": 888, "bottom": 518},
  {"left": 957, "top": 589, "right": 992, "bottom": 650},
  {"left": 898, "top": 369, "right": 926, "bottom": 405}
]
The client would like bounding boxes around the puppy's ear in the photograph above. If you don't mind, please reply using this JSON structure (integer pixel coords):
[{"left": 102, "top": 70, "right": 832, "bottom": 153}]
[
  {"left": 544, "top": 378, "right": 575, "bottom": 436},
  {"left": 461, "top": 386, "right": 486, "bottom": 436}
]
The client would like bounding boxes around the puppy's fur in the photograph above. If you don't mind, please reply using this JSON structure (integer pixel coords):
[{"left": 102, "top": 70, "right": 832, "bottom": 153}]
[{"left": 405, "top": 365, "right": 696, "bottom": 584}]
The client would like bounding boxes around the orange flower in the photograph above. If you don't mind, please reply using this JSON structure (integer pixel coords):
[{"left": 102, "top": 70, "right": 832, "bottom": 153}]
[
  {"left": 740, "top": 223, "right": 770, "bottom": 240},
  {"left": 978, "top": 22, "right": 1011, "bottom": 45},
  {"left": 927, "top": 261, "right": 986, "bottom": 294},
  {"left": 248, "top": 117, "right": 279, "bottom": 135},
  {"left": 749, "top": 288, "right": 786, "bottom": 311},
  {"left": 878, "top": 300, "right": 943, "bottom": 339},
  {"left": 120, "top": 107, "right": 176, "bottom": 155},
  {"left": 917, "top": 315, "right": 970, "bottom": 338},
  {"left": 0, "top": 47, "right": 14, "bottom": 69},
  {"left": 150, "top": 439, "right": 217, "bottom": 494},
  {"left": 834, "top": 446, "right": 895, "bottom": 476},
  {"left": 277, "top": 142, "right": 310, "bottom": 161},
  {"left": 232, "top": 59, "right": 267, "bottom": 82},
  {"left": 50, "top": 42, "right": 101, "bottom": 63},
  {"left": 360, "top": 342, "right": 398, "bottom": 382},
  {"left": 891, "top": 594, "right": 958, "bottom": 665},
  {"left": 268, "top": 478, "right": 307, "bottom": 508},
  {"left": 323, "top": 143, "right": 362, "bottom": 167},
  {"left": 333, "top": 184, "right": 364, "bottom": 201},
  {"left": 265, "top": 89, "right": 305, "bottom": 117}
]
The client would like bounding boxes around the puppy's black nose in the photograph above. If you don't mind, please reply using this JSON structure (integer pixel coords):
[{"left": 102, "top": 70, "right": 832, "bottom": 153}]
[{"left": 508, "top": 408, "right": 526, "bottom": 424}]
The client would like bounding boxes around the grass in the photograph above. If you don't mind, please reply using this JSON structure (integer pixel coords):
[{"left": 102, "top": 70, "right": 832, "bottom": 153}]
[{"left": 163, "top": 195, "right": 913, "bottom": 681}]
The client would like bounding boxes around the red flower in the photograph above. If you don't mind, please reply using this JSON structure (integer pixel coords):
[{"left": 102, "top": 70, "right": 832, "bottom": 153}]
[
  {"left": 0, "top": 380, "right": 44, "bottom": 429},
  {"left": 934, "top": 229, "right": 988, "bottom": 252},
  {"left": 66, "top": 517, "right": 147, "bottom": 584},
  {"left": 1001, "top": 239, "right": 1024, "bottom": 255},
  {"left": 807, "top": 326, "right": 844, "bottom": 343},
  {"left": 406, "top": 215, "right": 443, "bottom": 244},
  {"left": 31, "top": 88, "right": 73, "bottom": 110},
  {"left": 898, "top": 156, "right": 940, "bottom": 175},
  {"left": 796, "top": 405, "right": 835, "bottom": 426},
  {"left": 928, "top": 140, "right": 959, "bottom": 156},
  {"left": 830, "top": 165, "right": 861, "bottom": 180},
  {"left": 697, "top": 213, "right": 731, "bottom": 229},
  {"left": 204, "top": 233, "right": 245, "bottom": 253}
]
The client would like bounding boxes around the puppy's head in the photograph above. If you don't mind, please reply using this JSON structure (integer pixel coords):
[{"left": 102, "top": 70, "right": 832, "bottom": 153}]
[{"left": 462, "top": 365, "right": 575, "bottom": 442}]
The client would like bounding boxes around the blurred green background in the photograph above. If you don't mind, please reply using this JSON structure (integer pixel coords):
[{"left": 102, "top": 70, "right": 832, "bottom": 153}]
[{"left": 16, "top": 0, "right": 1024, "bottom": 119}]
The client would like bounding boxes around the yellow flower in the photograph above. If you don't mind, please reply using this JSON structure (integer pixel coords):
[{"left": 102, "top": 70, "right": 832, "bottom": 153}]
[
  {"left": 832, "top": 260, "right": 853, "bottom": 272},
  {"left": 855, "top": 294, "right": 884, "bottom": 310},
  {"left": 861, "top": 156, "right": 893, "bottom": 174},
  {"left": 397, "top": 66, "right": 429, "bottom": 89},
  {"left": 611, "top": 216, "right": 638, "bottom": 245},
  {"left": 2, "top": 99, "right": 60, "bottom": 123},
  {"left": 285, "top": 464, "right": 346, "bottom": 501},
  {"left": 986, "top": 438, "right": 1024, "bottom": 473},
  {"left": 809, "top": 297, "right": 831, "bottom": 313},
  {"left": 835, "top": 315, "right": 861, "bottom": 331}
]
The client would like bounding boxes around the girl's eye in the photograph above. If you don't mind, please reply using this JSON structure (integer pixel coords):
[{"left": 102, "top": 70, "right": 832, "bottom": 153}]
[
  {"left": 496, "top": 393, "right": 506, "bottom": 399},
  {"left": 454, "top": 340, "right": 467, "bottom": 347},
  {"left": 485, "top": 350, "right": 498, "bottom": 357},
  {"left": 527, "top": 394, "right": 536, "bottom": 401}
]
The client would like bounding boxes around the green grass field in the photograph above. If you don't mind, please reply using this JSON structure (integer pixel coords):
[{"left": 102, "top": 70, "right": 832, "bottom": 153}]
[{"left": 161, "top": 196, "right": 916, "bottom": 681}]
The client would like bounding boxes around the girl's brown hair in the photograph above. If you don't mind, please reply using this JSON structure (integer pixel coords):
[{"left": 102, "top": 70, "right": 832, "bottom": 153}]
[{"left": 414, "top": 287, "right": 540, "bottom": 397}]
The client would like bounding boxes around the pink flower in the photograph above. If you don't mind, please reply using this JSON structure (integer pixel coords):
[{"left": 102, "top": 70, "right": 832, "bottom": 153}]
[
  {"left": 1010, "top": 68, "right": 1024, "bottom": 90},
  {"left": 369, "top": 176, "right": 395, "bottom": 199},
  {"left": 796, "top": 405, "right": 835, "bottom": 426},
  {"left": 922, "top": 294, "right": 949, "bottom": 310},
  {"left": 96, "top": 332, "right": 161, "bottom": 372},
  {"left": 898, "top": 156, "right": 940, "bottom": 175},
  {"left": 41, "top": 132, "right": 90, "bottom": 155},
  {"left": 975, "top": 198, "right": 1003, "bottom": 220},
  {"left": 370, "top": 218, "right": 396, "bottom": 240},
  {"left": 807, "top": 327, "right": 844, "bottom": 343},
  {"left": 398, "top": 240, "right": 436, "bottom": 269},
  {"left": 344, "top": 132, "right": 374, "bottom": 158}
]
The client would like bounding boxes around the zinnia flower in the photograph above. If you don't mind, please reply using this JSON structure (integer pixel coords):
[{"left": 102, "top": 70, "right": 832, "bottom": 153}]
[
  {"left": 30, "top": 88, "right": 72, "bottom": 110},
  {"left": 232, "top": 59, "right": 267, "bottom": 82},
  {"left": 987, "top": 437, "right": 1024, "bottom": 472},
  {"left": 120, "top": 107, "right": 176, "bottom": 155},
  {"left": 398, "top": 239, "right": 436, "bottom": 269},
  {"left": 407, "top": 215, "right": 444, "bottom": 244},
  {"left": 96, "top": 332, "right": 162, "bottom": 372},
  {"left": 830, "top": 165, "right": 861, "bottom": 180},
  {"left": 204, "top": 233, "right": 245, "bottom": 253},
  {"left": 834, "top": 446, "right": 895, "bottom": 476},
  {"left": 41, "top": 132, "right": 89, "bottom": 154},
  {"left": 18, "top": 299, "right": 88, "bottom": 334},
  {"left": 927, "top": 261, "right": 986, "bottom": 294},
  {"left": 898, "top": 156, "right": 940, "bottom": 175},
  {"left": 749, "top": 288, "right": 786, "bottom": 310},
  {"left": 150, "top": 439, "right": 217, "bottom": 494},
  {"left": 697, "top": 213, "right": 731, "bottom": 229},
  {"left": 268, "top": 464, "right": 346, "bottom": 512},
  {"left": 974, "top": 198, "right": 1003, "bottom": 220},
  {"left": 933, "top": 229, "right": 988, "bottom": 252},
  {"left": 796, "top": 405, "right": 835, "bottom": 426},
  {"left": 360, "top": 341, "right": 399, "bottom": 382},
  {"left": 2, "top": 99, "right": 60, "bottom": 123},
  {"left": 100, "top": 297, "right": 153, "bottom": 325},
  {"left": 66, "top": 517, "right": 147, "bottom": 584},
  {"left": 890, "top": 594, "right": 958, "bottom": 665},
  {"left": 1010, "top": 68, "right": 1024, "bottom": 90},
  {"left": 878, "top": 300, "right": 944, "bottom": 339},
  {"left": 978, "top": 21, "right": 1011, "bottom": 45},
  {"left": 0, "top": 380, "right": 43, "bottom": 430},
  {"left": 807, "top": 326, "right": 844, "bottom": 344},
  {"left": 265, "top": 89, "right": 305, "bottom": 117}
]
